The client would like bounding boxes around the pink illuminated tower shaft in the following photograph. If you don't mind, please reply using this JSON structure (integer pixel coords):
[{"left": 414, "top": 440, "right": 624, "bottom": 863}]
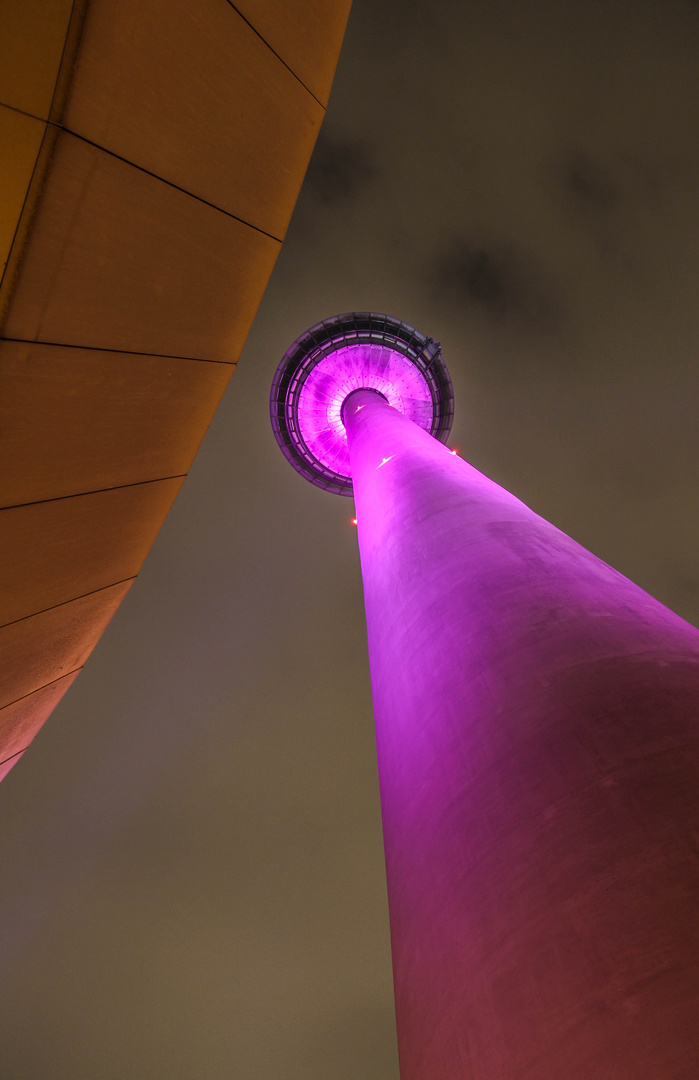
[{"left": 345, "top": 388, "right": 699, "bottom": 1080}]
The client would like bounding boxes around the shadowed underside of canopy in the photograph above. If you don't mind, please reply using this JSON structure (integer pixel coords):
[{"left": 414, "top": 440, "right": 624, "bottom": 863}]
[{"left": 0, "top": 0, "right": 352, "bottom": 780}]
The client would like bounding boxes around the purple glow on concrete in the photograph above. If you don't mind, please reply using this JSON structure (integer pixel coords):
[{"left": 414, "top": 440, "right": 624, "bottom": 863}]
[
  {"left": 344, "top": 388, "right": 699, "bottom": 1080},
  {"left": 270, "top": 313, "right": 453, "bottom": 495},
  {"left": 296, "top": 343, "right": 432, "bottom": 481}
]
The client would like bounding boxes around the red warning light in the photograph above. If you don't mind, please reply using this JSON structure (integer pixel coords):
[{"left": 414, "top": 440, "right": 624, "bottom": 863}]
[{"left": 351, "top": 518, "right": 358, "bottom": 526}]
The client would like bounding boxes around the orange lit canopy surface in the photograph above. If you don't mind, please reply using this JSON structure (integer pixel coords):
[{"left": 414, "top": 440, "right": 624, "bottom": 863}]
[{"left": 0, "top": 0, "right": 352, "bottom": 780}]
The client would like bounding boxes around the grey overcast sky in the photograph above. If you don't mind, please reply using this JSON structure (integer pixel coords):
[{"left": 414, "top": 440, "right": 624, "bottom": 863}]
[{"left": 2, "top": 0, "right": 699, "bottom": 1076}]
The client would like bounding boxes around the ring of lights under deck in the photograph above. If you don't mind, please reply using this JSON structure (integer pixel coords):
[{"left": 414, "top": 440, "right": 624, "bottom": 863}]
[{"left": 270, "top": 312, "right": 454, "bottom": 496}]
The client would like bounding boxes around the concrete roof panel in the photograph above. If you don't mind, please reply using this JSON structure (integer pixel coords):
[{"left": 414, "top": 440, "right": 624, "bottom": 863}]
[
  {"left": 235, "top": 0, "right": 352, "bottom": 106},
  {"left": 0, "top": 671, "right": 80, "bottom": 767},
  {"left": 63, "top": 0, "right": 324, "bottom": 239},
  {"left": 0, "top": 105, "right": 45, "bottom": 282},
  {"left": 0, "top": 581, "right": 133, "bottom": 712},
  {"left": 0, "top": 340, "right": 233, "bottom": 506},
  {"left": 0, "top": 748, "right": 26, "bottom": 781},
  {"left": 2, "top": 131, "right": 281, "bottom": 360},
  {"left": 0, "top": 477, "right": 184, "bottom": 627},
  {"left": 0, "top": 0, "right": 74, "bottom": 119}
]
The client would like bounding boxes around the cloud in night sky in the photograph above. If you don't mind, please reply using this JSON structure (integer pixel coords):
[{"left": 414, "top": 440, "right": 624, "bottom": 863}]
[
  {"left": 431, "top": 237, "right": 560, "bottom": 329},
  {"left": 563, "top": 150, "right": 622, "bottom": 214},
  {"left": 303, "top": 132, "right": 377, "bottom": 205}
]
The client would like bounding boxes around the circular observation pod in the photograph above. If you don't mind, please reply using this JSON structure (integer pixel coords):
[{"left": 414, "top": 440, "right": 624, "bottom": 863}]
[{"left": 270, "top": 312, "right": 454, "bottom": 496}]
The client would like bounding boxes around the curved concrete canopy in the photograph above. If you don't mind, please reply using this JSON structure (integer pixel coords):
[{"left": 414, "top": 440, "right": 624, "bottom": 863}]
[{"left": 0, "top": 0, "right": 352, "bottom": 780}]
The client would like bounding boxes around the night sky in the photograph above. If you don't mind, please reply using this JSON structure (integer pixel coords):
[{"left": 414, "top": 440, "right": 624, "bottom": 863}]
[{"left": 2, "top": 1, "right": 699, "bottom": 1076}]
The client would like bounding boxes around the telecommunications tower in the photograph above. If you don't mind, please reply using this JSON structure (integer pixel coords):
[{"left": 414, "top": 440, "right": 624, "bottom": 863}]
[{"left": 270, "top": 313, "right": 699, "bottom": 1080}]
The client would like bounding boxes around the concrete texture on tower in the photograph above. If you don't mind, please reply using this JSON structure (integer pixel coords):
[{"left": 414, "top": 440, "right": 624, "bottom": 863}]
[
  {"left": 344, "top": 390, "right": 699, "bottom": 1080},
  {"left": 0, "top": 0, "right": 352, "bottom": 780}
]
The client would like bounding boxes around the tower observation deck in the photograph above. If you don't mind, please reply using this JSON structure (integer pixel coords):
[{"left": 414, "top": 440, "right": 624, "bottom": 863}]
[
  {"left": 270, "top": 314, "right": 699, "bottom": 1080},
  {"left": 270, "top": 312, "right": 453, "bottom": 494}
]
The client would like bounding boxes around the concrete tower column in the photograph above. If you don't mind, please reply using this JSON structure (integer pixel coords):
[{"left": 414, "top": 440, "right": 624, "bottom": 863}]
[{"left": 345, "top": 388, "right": 699, "bottom": 1080}]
